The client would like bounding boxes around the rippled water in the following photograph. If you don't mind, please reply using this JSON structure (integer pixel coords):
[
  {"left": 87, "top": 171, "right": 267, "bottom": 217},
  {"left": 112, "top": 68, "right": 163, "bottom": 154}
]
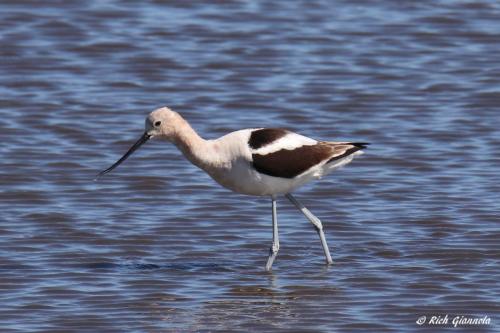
[{"left": 1, "top": 1, "right": 499, "bottom": 332}]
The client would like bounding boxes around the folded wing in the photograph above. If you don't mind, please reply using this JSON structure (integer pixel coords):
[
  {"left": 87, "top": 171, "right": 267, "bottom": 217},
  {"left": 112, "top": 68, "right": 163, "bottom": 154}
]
[{"left": 249, "top": 129, "right": 368, "bottom": 179}]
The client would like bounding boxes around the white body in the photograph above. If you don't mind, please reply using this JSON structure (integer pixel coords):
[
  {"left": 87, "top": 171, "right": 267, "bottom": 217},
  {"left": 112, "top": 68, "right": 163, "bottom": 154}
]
[{"left": 176, "top": 129, "right": 362, "bottom": 196}]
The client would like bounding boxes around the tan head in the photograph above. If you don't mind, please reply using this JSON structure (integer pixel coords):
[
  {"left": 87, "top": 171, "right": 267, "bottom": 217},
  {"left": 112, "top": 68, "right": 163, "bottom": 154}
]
[
  {"left": 96, "top": 106, "right": 181, "bottom": 179},
  {"left": 145, "top": 106, "right": 183, "bottom": 141}
]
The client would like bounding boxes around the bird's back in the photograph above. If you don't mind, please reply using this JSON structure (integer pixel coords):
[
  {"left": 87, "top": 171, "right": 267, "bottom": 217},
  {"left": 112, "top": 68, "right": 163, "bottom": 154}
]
[{"left": 201, "top": 128, "right": 367, "bottom": 196}]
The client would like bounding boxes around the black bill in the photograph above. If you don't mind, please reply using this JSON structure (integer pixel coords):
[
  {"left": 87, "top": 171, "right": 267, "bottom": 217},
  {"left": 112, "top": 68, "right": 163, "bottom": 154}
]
[{"left": 95, "top": 132, "right": 151, "bottom": 180}]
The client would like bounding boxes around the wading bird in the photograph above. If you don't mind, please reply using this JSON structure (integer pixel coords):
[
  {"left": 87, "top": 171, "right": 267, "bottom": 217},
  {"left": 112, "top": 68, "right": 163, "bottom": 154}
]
[{"left": 97, "top": 107, "right": 368, "bottom": 270}]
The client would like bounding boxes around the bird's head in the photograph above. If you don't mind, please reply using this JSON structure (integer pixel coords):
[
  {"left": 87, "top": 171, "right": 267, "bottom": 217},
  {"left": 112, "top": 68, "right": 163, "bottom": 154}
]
[
  {"left": 95, "top": 106, "right": 179, "bottom": 180},
  {"left": 145, "top": 106, "right": 182, "bottom": 141}
]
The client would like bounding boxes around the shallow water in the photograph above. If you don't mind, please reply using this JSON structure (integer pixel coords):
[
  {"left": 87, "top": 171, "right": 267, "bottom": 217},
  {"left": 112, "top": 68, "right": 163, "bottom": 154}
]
[{"left": 1, "top": 1, "right": 499, "bottom": 332}]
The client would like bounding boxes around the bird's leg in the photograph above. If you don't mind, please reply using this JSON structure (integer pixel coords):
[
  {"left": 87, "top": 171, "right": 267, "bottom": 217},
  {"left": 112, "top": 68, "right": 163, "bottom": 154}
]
[
  {"left": 265, "top": 195, "right": 279, "bottom": 271},
  {"left": 285, "top": 193, "right": 333, "bottom": 264}
]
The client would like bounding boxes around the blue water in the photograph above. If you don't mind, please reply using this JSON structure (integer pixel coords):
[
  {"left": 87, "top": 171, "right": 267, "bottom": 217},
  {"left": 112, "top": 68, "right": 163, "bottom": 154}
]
[{"left": 1, "top": 1, "right": 499, "bottom": 331}]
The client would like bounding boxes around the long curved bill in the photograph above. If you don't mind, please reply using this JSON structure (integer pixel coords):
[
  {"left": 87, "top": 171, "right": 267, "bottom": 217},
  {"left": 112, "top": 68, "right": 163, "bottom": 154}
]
[{"left": 95, "top": 132, "right": 151, "bottom": 180}]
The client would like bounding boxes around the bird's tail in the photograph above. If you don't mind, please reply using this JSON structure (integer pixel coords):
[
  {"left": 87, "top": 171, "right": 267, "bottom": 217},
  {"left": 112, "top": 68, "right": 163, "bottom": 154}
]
[{"left": 350, "top": 142, "right": 370, "bottom": 149}]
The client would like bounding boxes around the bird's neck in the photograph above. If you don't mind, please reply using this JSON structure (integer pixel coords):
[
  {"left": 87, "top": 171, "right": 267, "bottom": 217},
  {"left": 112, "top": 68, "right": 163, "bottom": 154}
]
[{"left": 171, "top": 118, "right": 214, "bottom": 170}]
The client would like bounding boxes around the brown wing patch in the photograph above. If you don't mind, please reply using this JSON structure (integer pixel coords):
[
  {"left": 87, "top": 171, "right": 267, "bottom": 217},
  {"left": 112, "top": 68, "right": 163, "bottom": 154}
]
[
  {"left": 252, "top": 143, "right": 333, "bottom": 178},
  {"left": 248, "top": 128, "right": 290, "bottom": 150}
]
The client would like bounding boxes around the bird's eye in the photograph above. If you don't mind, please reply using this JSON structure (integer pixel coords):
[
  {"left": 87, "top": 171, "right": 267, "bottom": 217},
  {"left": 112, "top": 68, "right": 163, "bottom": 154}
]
[{"left": 154, "top": 121, "right": 161, "bottom": 127}]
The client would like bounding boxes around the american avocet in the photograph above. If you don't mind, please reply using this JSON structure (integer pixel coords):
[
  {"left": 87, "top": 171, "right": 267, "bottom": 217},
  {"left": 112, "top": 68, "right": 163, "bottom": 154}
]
[{"left": 97, "top": 107, "right": 368, "bottom": 270}]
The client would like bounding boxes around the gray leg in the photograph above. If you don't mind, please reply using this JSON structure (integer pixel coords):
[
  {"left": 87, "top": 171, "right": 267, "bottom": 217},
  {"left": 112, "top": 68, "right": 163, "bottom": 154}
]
[
  {"left": 265, "top": 195, "right": 279, "bottom": 271},
  {"left": 285, "top": 193, "right": 333, "bottom": 264}
]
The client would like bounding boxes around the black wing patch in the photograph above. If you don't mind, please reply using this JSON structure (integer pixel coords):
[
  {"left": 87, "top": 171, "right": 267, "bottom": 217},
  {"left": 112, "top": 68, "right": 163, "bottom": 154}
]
[
  {"left": 252, "top": 143, "right": 333, "bottom": 178},
  {"left": 248, "top": 128, "right": 290, "bottom": 150},
  {"left": 252, "top": 142, "right": 369, "bottom": 179}
]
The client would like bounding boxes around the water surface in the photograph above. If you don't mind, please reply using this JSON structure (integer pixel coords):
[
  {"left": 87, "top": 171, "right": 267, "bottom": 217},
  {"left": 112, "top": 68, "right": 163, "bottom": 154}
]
[{"left": 1, "top": 1, "right": 499, "bottom": 332}]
